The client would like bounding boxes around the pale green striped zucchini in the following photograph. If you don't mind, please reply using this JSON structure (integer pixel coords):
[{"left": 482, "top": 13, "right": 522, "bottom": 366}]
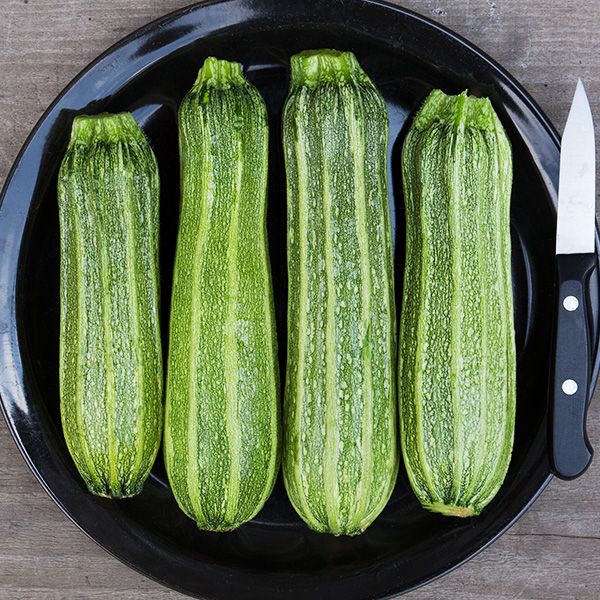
[
  {"left": 399, "top": 90, "right": 515, "bottom": 517},
  {"left": 58, "top": 112, "right": 162, "bottom": 498},
  {"left": 282, "top": 50, "right": 398, "bottom": 535},
  {"left": 164, "top": 57, "right": 280, "bottom": 531}
]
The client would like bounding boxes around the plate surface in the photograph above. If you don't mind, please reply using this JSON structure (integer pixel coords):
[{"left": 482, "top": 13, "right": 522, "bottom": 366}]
[{"left": 1, "top": 1, "right": 599, "bottom": 599}]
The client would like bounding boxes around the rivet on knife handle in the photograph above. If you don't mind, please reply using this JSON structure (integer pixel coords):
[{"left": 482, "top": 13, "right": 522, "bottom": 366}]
[{"left": 550, "top": 254, "right": 595, "bottom": 480}]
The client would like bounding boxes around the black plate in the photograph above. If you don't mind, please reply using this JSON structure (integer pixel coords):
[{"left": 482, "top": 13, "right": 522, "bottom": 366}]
[{"left": 1, "top": 1, "right": 599, "bottom": 598}]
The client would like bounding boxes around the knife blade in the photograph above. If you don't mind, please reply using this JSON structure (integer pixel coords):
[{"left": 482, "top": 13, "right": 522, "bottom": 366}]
[
  {"left": 551, "top": 79, "right": 597, "bottom": 480},
  {"left": 556, "top": 79, "right": 596, "bottom": 255}
]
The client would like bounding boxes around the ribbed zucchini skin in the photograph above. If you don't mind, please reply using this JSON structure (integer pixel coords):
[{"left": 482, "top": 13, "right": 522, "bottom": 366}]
[
  {"left": 164, "top": 58, "right": 279, "bottom": 531},
  {"left": 282, "top": 50, "right": 398, "bottom": 535},
  {"left": 399, "top": 90, "right": 515, "bottom": 517},
  {"left": 58, "top": 112, "right": 162, "bottom": 498}
]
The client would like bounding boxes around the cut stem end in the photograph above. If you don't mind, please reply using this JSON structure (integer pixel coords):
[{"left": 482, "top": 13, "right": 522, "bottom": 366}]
[
  {"left": 290, "top": 49, "right": 368, "bottom": 87},
  {"left": 193, "top": 56, "right": 245, "bottom": 90}
]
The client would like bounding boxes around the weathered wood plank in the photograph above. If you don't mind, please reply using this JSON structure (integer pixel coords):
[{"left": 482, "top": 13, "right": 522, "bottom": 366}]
[{"left": 1, "top": 1, "right": 599, "bottom": 599}]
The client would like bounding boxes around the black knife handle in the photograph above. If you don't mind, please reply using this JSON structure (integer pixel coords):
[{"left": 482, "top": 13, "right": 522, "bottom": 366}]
[{"left": 550, "top": 253, "right": 596, "bottom": 480}]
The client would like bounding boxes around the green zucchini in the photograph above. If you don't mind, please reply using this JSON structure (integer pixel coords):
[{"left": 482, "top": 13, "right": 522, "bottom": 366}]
[
  {"left": 399, "top": 90, "right": 515, "bottom": 517},
  {"left": 58, "top": 112, "right": 162, "bottom": 498},
  {"left": 282, "top": 50, "right": 398, "bottom": 535},
  {"left": 164, "top": 57, "right": 280, "bottom": 531}
]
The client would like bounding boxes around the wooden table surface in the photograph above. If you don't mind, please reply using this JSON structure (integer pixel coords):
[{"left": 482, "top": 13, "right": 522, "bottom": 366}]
[{"left": 1, "top": 1, "right": 599, "bottom": 598}]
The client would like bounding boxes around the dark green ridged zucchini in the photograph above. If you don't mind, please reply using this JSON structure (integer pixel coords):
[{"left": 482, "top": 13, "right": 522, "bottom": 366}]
[
  {"left": 399, "top": 90, "right": 515, "bottom": 517},
  {"left": 58, "top": 112, "right": 162, "bottom": 498},
  {"left": 282, "top": 50, "right": 398, "bottom": 535},
  {"left": 164, "top": 58, "right": 280, "bottom": 531}
]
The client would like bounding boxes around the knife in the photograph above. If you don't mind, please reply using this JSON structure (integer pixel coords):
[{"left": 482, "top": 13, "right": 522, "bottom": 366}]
[{"left": 551, "top": 79, "right": 597, "bottom": 480}]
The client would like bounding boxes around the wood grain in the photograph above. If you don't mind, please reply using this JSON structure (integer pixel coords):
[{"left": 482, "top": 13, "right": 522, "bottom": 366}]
[{"left": 1, "top": 0, "right": 599, "bottom": 598}]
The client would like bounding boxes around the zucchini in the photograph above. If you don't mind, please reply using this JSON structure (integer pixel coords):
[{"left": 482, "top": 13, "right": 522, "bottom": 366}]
[
  {"left": 58, "top": 112, "right": 162, "bottom": 498},
  {"left": 399, "top": 90, "right": 515, "bottom": 517},
  {"left": 282, "top": 50, "right": 398, "bottom": 535},
  {"left": 164, "top": 57, "right": 280, "bottom": 531}
]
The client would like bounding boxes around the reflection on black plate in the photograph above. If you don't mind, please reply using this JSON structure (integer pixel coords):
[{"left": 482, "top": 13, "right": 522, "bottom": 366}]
[{"left": 0, "top": 1, "right": 599, "bottom": 599}]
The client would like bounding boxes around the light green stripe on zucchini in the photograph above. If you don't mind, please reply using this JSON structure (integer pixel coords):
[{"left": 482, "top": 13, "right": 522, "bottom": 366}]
[
  {"left": 223, "top": 140, "right": 243, "bottom": 523},
  {"left": 345, "top": 91, "right": 375, "bottom": 523},
  {"left": 164, "top": 57, "right": 280, "bottom": 532},
  {"left": 58, "top": 112, "right": 163, "bottom": 499},
  {"left": 399, "top": 89, "right": 515, "bottom": 517},
  {"left": 282, "top": 49, "right": 398, "bottom": 536}
]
